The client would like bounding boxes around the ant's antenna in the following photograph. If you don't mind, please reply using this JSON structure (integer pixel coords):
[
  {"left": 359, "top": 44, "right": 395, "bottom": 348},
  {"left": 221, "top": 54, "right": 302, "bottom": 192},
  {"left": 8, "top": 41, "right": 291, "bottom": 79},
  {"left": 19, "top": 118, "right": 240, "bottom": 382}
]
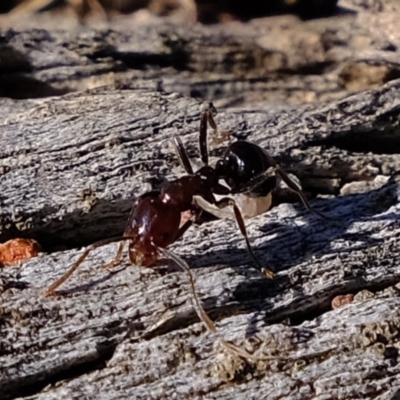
[{"left": 45, "top": 236, "right": 131, "bottom": 296}]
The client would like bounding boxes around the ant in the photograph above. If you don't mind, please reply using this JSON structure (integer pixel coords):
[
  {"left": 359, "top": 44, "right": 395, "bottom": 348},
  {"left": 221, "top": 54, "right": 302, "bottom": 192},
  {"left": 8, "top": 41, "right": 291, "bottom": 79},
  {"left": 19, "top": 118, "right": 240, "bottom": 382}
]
[{"left": 45, "top": 103, "right": 328, "bottom": 359}]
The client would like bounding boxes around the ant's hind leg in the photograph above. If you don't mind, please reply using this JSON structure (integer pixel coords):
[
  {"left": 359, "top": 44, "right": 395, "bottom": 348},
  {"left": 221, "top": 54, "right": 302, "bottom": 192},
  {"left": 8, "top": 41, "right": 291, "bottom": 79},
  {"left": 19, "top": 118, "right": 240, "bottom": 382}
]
[
  {"left": 275, "top": 166, "right": 332, "bottom": 221},
  {"left": 199, "top": 103, "right": 218, "bottom": 166},
  {"left": 173, "top": 136, "right": 194, "bottom": 175},
  {"left": 160, "top": 247, "right": 259, "bottom": 360},
  {"left": 214, "top": 197, "right": 275, "bottom": 279}
]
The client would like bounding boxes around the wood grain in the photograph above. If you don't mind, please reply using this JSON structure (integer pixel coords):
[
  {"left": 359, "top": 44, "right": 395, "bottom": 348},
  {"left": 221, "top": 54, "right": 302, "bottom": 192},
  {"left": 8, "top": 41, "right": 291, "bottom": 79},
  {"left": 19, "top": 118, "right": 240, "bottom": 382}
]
[
  {"left": 1, "top": 81, "right": 400, "bottom": 398},
  {"left": 1, "top": 1, "right": 400, "bottom": 397}
]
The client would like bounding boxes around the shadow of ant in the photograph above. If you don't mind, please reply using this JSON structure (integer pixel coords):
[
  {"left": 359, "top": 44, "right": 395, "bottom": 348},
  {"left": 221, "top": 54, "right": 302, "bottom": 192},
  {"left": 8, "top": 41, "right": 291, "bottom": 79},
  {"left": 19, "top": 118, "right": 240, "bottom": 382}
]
[
  {"left": 242, "top": 173, "right": 395, "bottom": 268},
  {"left": 179, "top": 175, "right": 400, "bottom": 334},
  {"left": 30, "top": 173, "right": 399, "bottom": 344},
  {"left": 53, "top": 265, "right": 129, "bottom": 297}
]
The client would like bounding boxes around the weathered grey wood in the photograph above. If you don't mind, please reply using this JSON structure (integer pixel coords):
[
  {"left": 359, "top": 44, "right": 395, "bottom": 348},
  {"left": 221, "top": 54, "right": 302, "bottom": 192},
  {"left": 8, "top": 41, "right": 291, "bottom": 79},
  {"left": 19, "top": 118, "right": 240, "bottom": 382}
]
[
  {"left": 1, "top": 167, "right": 400, "bottom": 399},
  {"left": 1, "top": 79, "right": 400, "bottom": 249},
  {"left": 1, "top": 82, "right": 400, "bottom": 398},
  {"left": 1, "top": 1, "right": 400, "bottom": 398},
  {"left": 1, "top": 0, "right": 400, "bottom": 106}
]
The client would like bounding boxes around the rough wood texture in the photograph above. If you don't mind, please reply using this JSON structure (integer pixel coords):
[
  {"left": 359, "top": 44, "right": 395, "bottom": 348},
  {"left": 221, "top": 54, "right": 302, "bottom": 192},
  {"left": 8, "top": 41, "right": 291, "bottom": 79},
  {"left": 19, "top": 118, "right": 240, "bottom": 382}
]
[
  {"left": 0, "top": 0, "right": 400, "bottom": 106},
  {"left": 1, "top": 79, "right": 400, "bottom": 399},
  {"left": 1, "top": 1, "right": 400, "bottom": 398},
  {"left": 1, "top": 79, "right": 400, "bottom": 249}
]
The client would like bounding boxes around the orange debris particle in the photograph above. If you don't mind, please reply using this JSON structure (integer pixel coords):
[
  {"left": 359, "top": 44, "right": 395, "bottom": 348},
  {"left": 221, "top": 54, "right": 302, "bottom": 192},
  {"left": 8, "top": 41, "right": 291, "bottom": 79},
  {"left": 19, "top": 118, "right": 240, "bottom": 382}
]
[
  {"left": 331, "top": 294, "right": 354, "bottom": 310},
  {"left": 0, "top": 238, "right": 41, "bottom": 267}
]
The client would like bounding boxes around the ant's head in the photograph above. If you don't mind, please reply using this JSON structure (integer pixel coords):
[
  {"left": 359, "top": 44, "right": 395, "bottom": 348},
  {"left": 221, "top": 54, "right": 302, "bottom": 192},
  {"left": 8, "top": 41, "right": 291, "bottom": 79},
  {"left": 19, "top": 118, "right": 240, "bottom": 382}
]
[
  {"left": 128, "top": 240, "right": 158, "bottom": 267},
  {"left": 125, "top": 191, "right": 182, "bottom": 267}
]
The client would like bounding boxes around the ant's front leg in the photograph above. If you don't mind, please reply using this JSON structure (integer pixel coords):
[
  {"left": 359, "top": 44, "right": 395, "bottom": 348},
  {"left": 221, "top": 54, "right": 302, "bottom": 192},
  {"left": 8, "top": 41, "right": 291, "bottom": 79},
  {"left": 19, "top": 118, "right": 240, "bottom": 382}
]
[
  {"left": 213, "top": 197, "right": 275, "bottom": 279},
  {"left": 45, "top": 236, "right": 131, "bottom": 296},
  {"left": 100, "top": 241, "right": 125, "bottom": 270}
]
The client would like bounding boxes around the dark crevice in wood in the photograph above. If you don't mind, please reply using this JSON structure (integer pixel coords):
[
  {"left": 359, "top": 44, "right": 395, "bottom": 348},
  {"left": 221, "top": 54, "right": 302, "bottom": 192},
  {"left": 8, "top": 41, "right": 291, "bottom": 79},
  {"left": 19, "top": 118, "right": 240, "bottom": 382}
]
[
  {"left": 0, "top": 44, "right": 71, "bottom": 99},
  {"left": 0, "top": 45, "right": 32, "bottom": 73},
  {"left": 306, "top": 104, "right": 400, "bottom": 154},
  {"left": 288, "top": 278, "right": 400, "bottom": 326},
  {"left": 184, "top": 67, "right": 338, "bottom": 101},
  {"left": 0, "top": 199, "right": 132, "bottom": 253},
  {"left": 1, "top": 340, "right": 117, "bottom": 400},
  {"left": 308, "top": 128, "right": 400, "bottom": 155},
  {"left": 0, "top": 74, "right": 70, "bottom": 99},
  {"left": 280, "top": 61, "right": 336, "bottom": 76},
  {"left": 113, "top": 50, "right": 190, "bottom": 71}
]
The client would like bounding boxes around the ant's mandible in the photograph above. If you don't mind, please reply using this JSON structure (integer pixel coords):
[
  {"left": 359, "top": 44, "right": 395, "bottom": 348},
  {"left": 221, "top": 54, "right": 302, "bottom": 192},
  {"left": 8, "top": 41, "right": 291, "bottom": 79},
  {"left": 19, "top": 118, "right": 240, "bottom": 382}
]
[{"left": 45, "top": 104, "right": 327, "bottom": 359}]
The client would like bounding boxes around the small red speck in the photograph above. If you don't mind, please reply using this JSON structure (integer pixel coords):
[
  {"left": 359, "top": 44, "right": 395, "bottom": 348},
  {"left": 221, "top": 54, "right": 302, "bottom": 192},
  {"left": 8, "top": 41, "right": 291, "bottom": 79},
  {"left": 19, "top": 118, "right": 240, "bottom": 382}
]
[
  {"left": 0, "top": 238, "right": 41, "bottom": 267},
  {"left": 331, "top": 294, "right": 354, "bottom": 310}
]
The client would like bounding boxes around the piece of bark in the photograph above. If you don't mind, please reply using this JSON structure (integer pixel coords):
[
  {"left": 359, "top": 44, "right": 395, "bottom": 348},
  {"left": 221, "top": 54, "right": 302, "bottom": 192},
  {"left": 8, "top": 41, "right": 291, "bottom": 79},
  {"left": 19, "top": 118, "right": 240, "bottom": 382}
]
[
  {"left": 1, "top": 78, "right": 400, "bottom": 249},
  {"left": 1, "top": 163, "right": 400, "bottom": 399},
  {"left": 0, "top": 238, "right": 41, "bottom": 267},
  {"left": 0, "top": 78, "right": 400, "bottom": 398},
  {"left": 0, "top": 0, "right": 400, "bottom": 106}
]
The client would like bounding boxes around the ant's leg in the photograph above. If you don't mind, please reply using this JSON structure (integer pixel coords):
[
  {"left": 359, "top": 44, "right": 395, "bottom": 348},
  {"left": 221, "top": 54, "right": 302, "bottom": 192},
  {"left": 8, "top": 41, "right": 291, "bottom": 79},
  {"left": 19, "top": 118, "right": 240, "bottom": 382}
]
[
  {"left": 234, "top": 169, "right": 277, "bottom": 197},
  {"left": 199, "top": 103, "right": 218, "bottom": 165},
  {"left": 175, "top": 208, "right": 218, "bottom": 242},
  {"left": 101, "top": 241, "right": 125, "bottom": 270},
  {"left": 274, "top": 166, "right": 332, "bottom": 221},
  {"left": 161, "top": 247, "right": 217, "bottom": 333},
  {"left": 214, "top": 197, "right": 275, "bottom": 279},
  {"left": 45, "top": 236, "right": 131, "bottom": 296},
  {"left": 173, "top": 136, "right": 194, "bottom": 175},
  {"left": 205, "top": 104, "right": 218, "bottom": 136},
  {"left": 160, "top": 247, "right": 259, "bottom": 360},
  {"left": 175, "top": 218, "right": 193, "bottom": 241},
  {"left": 199, "top": 108, "right": 209, "bottom": 165}
]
